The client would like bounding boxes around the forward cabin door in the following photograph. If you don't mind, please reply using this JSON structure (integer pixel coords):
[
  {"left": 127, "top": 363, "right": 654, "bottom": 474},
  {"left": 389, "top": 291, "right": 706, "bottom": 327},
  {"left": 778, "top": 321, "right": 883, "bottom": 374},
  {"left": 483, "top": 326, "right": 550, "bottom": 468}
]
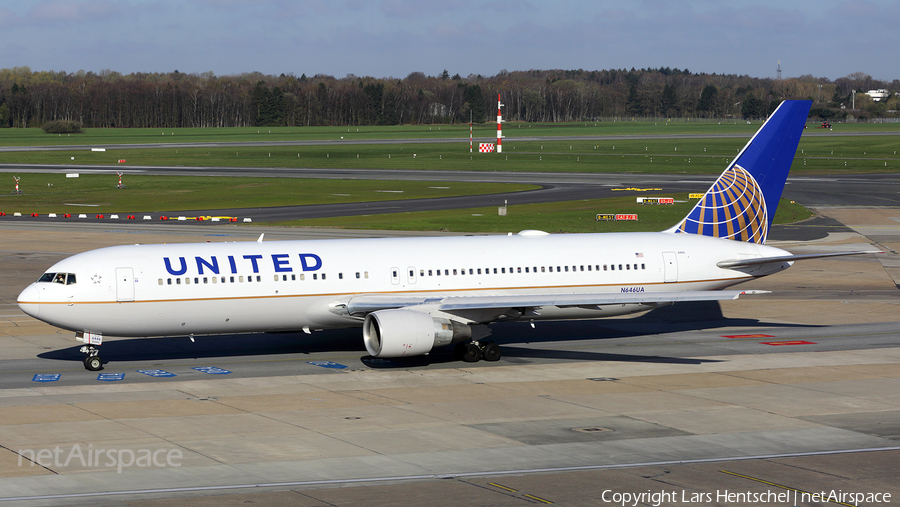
[
  {"left": 116, "top": 267, "right": 135, "bottom": 301},
  {"left": 662, "top": 252, "right": 678, "bottom": 283}
]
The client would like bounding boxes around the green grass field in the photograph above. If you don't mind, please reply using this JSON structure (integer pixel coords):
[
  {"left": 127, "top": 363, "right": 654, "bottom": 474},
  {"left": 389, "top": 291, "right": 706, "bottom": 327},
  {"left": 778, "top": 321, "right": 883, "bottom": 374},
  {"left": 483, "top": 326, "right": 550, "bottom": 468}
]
[
  {"left": 0, "top": 174, "right": 536, "bottom": 214},
  {"left": 2, "top": 119, "right": 879, "bottom": 232},
  {"left": 2, "top": 120, "right": 899, "bottom": 147},
  {"left": 3, "top": 134, "right": 897, "bottom": 175}
]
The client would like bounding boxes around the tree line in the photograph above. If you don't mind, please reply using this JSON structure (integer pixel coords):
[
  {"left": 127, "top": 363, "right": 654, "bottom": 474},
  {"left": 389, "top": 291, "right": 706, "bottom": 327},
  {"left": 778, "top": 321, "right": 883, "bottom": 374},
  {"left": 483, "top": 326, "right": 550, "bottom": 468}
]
[{"left": 1, "top": 66, "right": 897, "bottom": 129}]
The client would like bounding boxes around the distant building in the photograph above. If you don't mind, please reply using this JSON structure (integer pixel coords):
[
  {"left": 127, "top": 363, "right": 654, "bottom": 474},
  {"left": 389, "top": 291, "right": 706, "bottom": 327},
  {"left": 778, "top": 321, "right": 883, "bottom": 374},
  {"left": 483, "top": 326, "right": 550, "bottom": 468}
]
[{"left": 865, "top": 89, "right": 890, "bottom": 102}]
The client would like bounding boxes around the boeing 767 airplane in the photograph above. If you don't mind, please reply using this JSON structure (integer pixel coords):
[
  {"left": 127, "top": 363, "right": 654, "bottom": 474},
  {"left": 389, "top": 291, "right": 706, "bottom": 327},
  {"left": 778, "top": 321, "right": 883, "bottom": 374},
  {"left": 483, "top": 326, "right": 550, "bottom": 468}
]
[{"left": 17, "top": 100, "right": 872, "bottom": 371}]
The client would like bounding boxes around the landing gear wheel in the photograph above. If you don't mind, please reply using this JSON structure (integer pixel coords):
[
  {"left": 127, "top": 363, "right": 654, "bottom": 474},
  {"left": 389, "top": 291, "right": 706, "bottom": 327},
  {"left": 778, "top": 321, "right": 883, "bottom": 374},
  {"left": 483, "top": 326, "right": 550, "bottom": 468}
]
[
  {"left": 482, "top": 342, "right": 501, "bottom": 362},
  {"left": 84, "top": 355, "right": 102, "bottom": 371},
  {"left": 461, "top": 343, "right": 482, "bottom": 363}
]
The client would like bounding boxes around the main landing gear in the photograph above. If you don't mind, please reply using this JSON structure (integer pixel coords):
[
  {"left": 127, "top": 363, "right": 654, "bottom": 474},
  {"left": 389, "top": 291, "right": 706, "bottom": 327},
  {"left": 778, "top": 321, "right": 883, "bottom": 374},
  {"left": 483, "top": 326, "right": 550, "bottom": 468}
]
[
  {"left": 80, "top": 346, "right": 103, "bottom": 371},
  {"left": 455, "top": 340, "right": 501, "bottom": 363}
]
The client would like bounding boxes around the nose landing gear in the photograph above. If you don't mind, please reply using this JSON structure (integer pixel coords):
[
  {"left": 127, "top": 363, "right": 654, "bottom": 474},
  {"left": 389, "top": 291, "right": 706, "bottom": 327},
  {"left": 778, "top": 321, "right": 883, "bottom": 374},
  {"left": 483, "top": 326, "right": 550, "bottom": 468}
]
[
  {"left": 76, "top": 332, "right": 103, "bottom": 371},
  {"left": 80, "top": 345, "right": 103, "bottom": 371}
]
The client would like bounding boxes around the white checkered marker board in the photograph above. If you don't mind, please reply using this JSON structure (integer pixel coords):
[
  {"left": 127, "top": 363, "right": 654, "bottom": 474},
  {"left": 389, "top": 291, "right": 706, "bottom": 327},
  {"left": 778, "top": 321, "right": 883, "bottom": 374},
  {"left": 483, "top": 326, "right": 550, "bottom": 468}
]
[{"left": 479, "top": 143, "right": 495, "bottom": 153}]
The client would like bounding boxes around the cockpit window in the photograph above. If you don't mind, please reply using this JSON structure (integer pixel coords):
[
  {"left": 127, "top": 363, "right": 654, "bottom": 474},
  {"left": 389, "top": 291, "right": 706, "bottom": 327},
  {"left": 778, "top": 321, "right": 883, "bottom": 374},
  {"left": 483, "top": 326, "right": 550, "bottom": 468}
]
[{"left": 37, "top": 272, "right": 76, "bottom": 285}]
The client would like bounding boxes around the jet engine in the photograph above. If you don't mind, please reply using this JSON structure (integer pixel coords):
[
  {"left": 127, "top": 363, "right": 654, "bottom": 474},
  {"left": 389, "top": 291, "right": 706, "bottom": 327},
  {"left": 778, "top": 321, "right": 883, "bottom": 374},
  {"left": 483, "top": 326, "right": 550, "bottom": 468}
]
[{"left": 363, "top": 309, "right": 471, "bottom": 358}]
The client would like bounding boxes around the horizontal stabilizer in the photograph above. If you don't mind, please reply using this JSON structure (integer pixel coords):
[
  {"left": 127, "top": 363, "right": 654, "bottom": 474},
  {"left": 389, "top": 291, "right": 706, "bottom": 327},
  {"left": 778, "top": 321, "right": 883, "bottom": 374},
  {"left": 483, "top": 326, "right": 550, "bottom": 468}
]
[{"left": 717, "top": 250, "right": 882, "bottom": 269}]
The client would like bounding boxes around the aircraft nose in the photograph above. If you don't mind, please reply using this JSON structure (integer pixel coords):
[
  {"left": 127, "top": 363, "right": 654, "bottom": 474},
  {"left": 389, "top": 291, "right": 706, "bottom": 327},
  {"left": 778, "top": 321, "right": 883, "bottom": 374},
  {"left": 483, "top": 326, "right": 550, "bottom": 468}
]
[{"left": 17, "top": 284, "right": 40, "bottom": 318}]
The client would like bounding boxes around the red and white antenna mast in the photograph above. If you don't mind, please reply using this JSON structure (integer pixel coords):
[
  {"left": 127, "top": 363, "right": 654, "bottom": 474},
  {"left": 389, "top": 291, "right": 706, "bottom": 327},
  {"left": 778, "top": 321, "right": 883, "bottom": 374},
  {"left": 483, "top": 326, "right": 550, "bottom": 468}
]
[
  {"left": 496, "top": 93, "right": 504, "bottom": 154},
  {"left": 469, "top": 110, "right": 473, "bottom": 153}
]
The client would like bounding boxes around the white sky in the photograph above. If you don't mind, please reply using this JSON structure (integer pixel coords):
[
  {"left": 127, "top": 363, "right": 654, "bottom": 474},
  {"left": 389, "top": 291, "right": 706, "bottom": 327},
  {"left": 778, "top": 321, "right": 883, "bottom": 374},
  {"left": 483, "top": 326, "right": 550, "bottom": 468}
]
[{"left": 1, "top": 0, "right": 896, "bottom": 81}]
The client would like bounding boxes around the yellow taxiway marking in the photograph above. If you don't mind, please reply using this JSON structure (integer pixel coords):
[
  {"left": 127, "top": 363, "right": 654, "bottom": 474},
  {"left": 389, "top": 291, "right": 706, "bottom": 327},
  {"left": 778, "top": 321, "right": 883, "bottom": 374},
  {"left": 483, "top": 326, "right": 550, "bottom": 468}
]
[
  {"left": 487, "top": 483, "right": 553, "bottom": 504},
  {"left": 720, "top": 470, "right": 858, "bottom": 507}
]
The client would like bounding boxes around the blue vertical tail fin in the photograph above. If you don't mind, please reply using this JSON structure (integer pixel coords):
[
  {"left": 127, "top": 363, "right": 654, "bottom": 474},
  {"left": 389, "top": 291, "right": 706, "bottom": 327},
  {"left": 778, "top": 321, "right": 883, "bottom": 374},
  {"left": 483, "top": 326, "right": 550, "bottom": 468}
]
[{"left": 667, "top": 100, "right": 811, "bottom": 244}]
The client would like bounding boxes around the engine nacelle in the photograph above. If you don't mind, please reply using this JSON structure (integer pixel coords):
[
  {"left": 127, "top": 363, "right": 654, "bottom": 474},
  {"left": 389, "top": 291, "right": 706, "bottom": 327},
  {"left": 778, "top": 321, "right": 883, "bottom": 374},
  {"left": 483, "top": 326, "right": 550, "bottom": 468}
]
[{"left": 363, "top": 309, "right": 471, "bottom": 358}]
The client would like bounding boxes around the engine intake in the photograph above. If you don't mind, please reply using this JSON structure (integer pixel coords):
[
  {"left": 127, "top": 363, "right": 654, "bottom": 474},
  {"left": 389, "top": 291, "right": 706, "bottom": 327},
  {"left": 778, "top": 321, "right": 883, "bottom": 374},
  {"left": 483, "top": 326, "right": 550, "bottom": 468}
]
[{"left": 363, "top": 309, "right": 471, "bottom": 358}]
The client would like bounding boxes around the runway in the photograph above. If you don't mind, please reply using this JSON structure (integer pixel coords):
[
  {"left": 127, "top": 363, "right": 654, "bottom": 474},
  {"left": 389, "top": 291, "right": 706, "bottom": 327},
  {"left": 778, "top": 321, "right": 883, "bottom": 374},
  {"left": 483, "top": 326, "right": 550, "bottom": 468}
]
[
  {"left": 1, "top": 129, "right": 898, "bottom": 153},
  {"left": 1, "top": 198, "right": 899, "bottom": 505}
]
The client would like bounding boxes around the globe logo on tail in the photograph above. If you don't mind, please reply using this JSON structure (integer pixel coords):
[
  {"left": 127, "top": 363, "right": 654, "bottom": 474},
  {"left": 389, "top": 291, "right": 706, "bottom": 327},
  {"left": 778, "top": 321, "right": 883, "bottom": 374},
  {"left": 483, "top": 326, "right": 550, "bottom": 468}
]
[{"left": 677, "top": 165, "right": 768, "bottom": 243}]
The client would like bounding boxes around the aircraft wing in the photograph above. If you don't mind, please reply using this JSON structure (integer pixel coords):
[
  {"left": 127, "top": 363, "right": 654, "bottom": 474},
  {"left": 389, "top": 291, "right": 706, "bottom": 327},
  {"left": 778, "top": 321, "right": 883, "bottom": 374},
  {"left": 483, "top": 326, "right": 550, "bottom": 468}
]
[
  {"left": 717, "top": 251, "right": 882, "bottom": 269},
  {"left": 346, "top": 290, "right": 764, "bottom": 316}
]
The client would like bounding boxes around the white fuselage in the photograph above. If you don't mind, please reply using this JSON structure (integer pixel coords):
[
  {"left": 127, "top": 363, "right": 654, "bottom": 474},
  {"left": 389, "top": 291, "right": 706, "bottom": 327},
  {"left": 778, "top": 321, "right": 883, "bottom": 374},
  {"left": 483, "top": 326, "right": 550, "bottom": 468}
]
[{"left": 17, "top": 231, "right": 790, "bottom": 338}]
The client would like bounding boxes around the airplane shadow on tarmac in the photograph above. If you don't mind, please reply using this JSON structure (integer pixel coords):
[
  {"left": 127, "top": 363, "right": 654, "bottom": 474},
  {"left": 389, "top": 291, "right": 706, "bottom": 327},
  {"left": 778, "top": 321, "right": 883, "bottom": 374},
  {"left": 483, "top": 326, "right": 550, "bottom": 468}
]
[{"left": 38, "top": 301, "right": 819, "bottom": 369}]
